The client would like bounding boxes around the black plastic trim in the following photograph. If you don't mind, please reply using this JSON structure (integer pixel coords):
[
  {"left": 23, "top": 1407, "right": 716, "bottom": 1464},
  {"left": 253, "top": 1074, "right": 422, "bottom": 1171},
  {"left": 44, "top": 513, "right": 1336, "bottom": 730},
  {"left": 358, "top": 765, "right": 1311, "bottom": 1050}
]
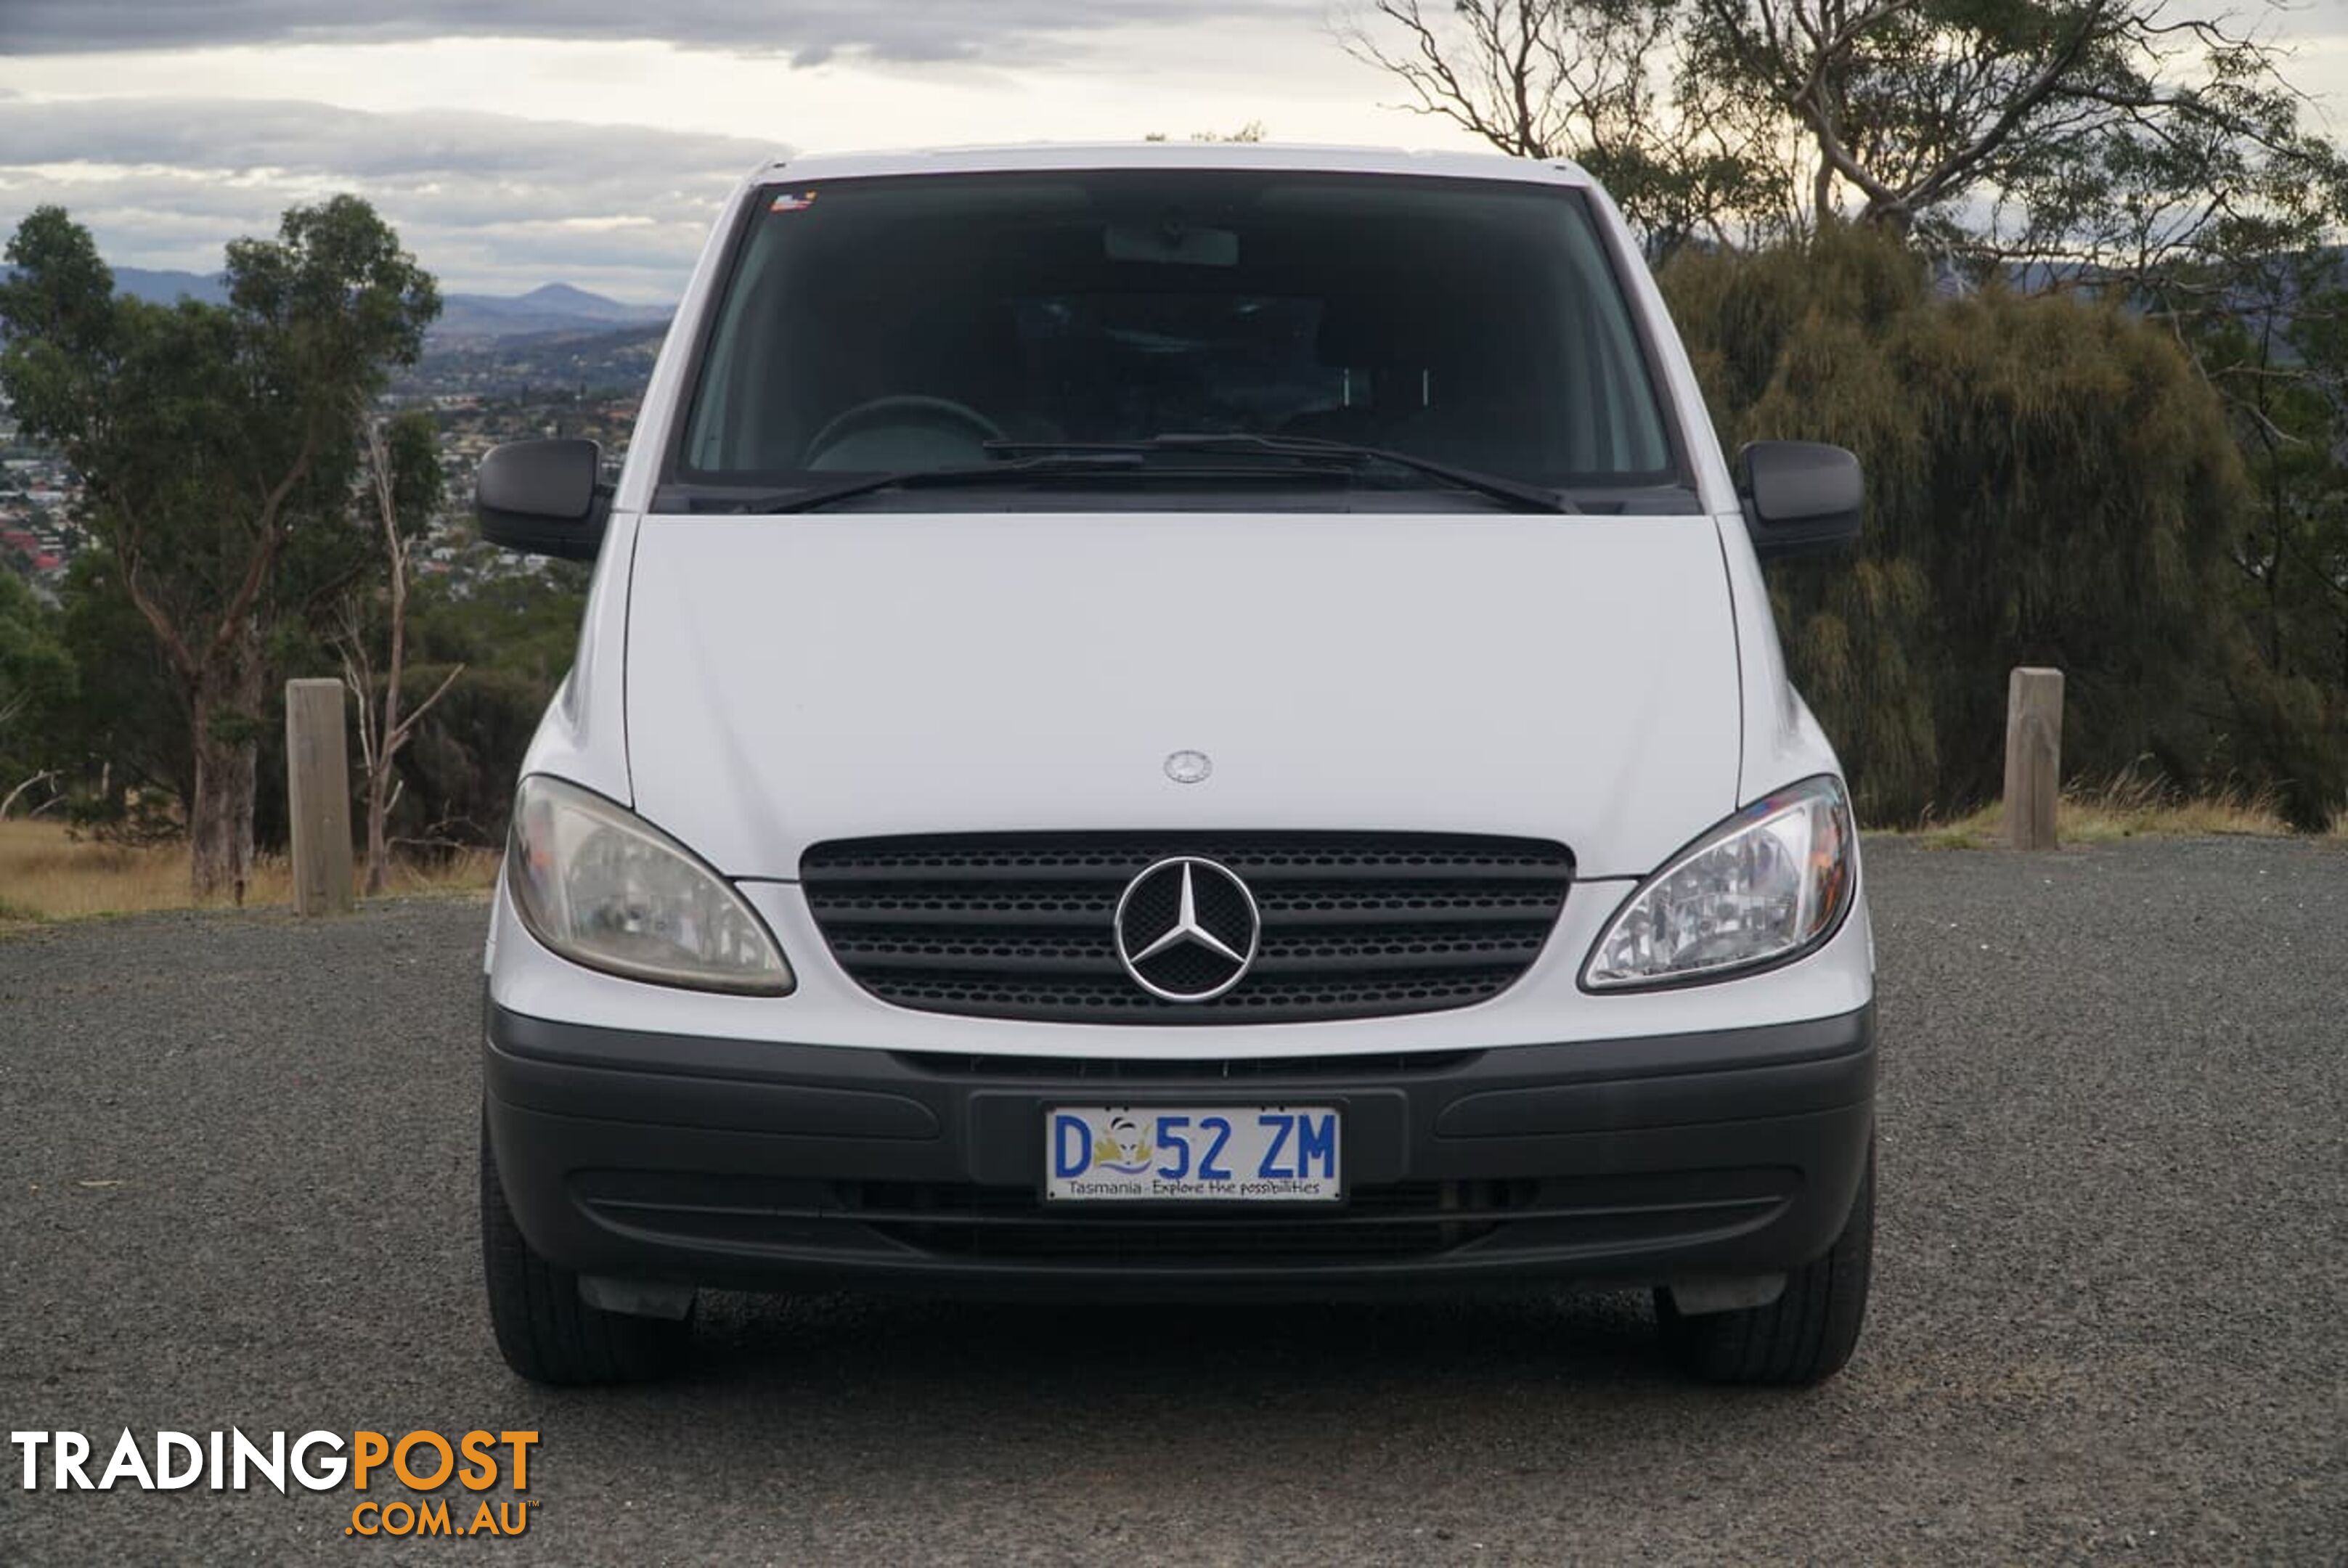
[
  {"left": 1578, "top": 171, "right": 1702, "bottom": 497},
  {"left": 476, "top": 438, "right": 611, "bottom": 561},
  {"left": 659, "top": 178, "right": 769, "bottom": 488},
  {"left": 487, "top": 999, "right": 1874, "bottom": 1093},
  {"left": 1737, "top": 440, "right": 1864, "bottom": 559},
  {"left": 482, "top": 999, "right": 1875, "bottom": 1292}
]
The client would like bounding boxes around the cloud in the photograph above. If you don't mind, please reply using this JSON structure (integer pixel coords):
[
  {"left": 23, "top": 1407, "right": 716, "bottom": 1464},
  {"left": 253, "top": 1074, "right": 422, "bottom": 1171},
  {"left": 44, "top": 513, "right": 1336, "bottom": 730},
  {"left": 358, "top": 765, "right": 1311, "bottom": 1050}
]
[
  {"left": 0, "top": 97, "right": 777, "bottom": 297},
  {"left": 0, "top": 1, "right": 1327, "bottom": 66},
  {"left": 0, "top": 96, "right": 775, "bottom": 184}
]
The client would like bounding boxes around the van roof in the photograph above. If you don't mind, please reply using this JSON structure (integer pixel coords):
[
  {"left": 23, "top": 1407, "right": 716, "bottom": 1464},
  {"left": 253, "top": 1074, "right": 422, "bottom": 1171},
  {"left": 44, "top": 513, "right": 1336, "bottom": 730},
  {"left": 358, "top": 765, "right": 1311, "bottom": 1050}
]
[{"left": 758, "top": 142, "right": 1594, "bottom": 187}]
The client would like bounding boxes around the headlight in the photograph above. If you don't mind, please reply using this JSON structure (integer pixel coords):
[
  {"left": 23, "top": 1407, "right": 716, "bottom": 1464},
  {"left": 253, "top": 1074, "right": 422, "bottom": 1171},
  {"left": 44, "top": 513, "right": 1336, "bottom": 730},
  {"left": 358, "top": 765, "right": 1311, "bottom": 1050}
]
[
  {"left": 1583, "top": 776, "right": 1855, "bottom": 990},
  {"left": 506, "top": 775, "right": 794, "bottom": 995}
]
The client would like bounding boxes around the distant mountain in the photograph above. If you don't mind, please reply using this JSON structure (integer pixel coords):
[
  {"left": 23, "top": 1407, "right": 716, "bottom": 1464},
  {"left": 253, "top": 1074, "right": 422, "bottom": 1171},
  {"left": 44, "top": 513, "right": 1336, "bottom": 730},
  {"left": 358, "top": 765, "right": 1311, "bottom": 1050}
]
[
  {"left": 433, "top": 285, "right": 671, "bottom": 342},
  {"left": 113, "top": 266, "right": 229, "bottom": 306},
  {"left": 97, "top": 265, "right": 670, "bottom": 343},
  {"left": 510, "top": 282, "right": 670, "bottom": 324}
]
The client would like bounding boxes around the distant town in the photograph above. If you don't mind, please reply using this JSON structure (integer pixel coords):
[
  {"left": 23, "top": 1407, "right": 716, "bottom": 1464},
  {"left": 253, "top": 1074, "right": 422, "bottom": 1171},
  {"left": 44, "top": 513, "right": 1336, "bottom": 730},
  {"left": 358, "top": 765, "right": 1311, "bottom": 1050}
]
[{"left": 0, "top": 280, "right": 669, "bottom": 607}]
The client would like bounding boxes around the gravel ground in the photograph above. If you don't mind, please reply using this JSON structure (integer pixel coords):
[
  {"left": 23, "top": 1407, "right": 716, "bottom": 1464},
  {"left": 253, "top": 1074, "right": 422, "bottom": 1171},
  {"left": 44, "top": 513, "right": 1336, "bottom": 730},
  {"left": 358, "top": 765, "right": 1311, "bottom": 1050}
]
[{"left": 1, "top": 837, "right": 2343, "bottom": 1564}]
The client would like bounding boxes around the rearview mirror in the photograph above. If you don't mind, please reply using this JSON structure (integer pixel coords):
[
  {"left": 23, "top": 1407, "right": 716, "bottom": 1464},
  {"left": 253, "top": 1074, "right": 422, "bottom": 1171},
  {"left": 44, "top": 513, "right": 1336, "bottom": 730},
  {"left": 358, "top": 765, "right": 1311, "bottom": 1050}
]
[
  {"left": 1738, "top": 441, "right": 1862, "bottom": 560},
  {"left": 1104, "top": 217, "right": 1239, "bottom": 267},
  {"left": 476, "top": 438, "right": 610, "bottom": 561}
]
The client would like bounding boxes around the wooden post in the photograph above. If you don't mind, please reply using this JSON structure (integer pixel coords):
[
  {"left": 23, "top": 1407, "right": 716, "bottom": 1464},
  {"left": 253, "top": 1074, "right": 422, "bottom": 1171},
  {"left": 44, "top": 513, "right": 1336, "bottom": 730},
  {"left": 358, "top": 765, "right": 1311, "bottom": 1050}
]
[
  {"left": 285, "top": 678, "right": 354, "bottom": 915},
  {"left": 2003, "top": 667, "right": 2064, "bottom": 852}
]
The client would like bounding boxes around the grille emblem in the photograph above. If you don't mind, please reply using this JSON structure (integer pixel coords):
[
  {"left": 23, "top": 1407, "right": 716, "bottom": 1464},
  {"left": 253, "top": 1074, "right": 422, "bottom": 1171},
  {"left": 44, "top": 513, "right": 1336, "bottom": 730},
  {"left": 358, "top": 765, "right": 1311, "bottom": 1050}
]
[
  {"left": 1112, "top": 857, "right": 1261, "bottom": 1003},
  {"left": 1163, "top": 749, "right": 1212, "bottom": 784}
]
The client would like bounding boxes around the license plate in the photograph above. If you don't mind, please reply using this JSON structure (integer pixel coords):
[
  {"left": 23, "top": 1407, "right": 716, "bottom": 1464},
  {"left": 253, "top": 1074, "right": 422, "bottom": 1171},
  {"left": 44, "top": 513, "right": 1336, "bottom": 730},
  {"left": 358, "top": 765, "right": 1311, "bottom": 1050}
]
[{"left": 1045, "top": 1105, "right": 1342, "bottom": 1202}]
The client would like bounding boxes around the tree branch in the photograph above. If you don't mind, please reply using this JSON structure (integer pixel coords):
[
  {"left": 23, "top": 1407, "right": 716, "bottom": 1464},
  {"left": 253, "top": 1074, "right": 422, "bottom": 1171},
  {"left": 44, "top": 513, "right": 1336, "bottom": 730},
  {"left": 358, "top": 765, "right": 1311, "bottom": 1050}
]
[
  {"left": 384, "top": 662, "right": 465, "bottom": 755},
  {"left": 205, "top": 422, "right": 317, "bottom": 671}
]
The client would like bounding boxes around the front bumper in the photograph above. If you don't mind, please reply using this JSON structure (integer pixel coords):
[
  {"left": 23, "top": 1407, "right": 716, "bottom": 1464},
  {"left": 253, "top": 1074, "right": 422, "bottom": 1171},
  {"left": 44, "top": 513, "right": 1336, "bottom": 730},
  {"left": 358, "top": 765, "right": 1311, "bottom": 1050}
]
[{"left": 484, "top": 1001, "right": 1875, "bottom": 1297}]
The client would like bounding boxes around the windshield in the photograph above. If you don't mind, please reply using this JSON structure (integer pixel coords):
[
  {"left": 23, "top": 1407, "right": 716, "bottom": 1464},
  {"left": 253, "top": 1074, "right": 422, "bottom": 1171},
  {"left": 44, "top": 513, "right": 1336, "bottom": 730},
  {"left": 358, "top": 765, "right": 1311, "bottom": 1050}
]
[{"left": 672, "top": 169, "right": 1681, "bottom": 504}]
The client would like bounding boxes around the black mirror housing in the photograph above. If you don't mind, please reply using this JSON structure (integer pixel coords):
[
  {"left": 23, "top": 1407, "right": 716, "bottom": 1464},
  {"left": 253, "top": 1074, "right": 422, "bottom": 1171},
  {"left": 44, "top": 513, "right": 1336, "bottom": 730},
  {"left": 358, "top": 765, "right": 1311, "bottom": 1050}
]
[
  {"left": 1738, "top": 441, "right": 1863, "bottom": 560},
  {"left": 476, "top": 438, "right": 610, "bottom": 561}
]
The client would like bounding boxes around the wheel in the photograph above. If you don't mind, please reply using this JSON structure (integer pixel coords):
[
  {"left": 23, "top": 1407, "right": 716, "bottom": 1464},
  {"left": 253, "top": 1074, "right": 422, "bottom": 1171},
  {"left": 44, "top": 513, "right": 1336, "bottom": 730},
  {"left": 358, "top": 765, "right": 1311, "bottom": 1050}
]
[
  {"left": 1655, "top": 1142, "right": 1874, "bottom": 1386},
  {"left": 479, "top": 1121, "right": 692, "bottom": 1385}
]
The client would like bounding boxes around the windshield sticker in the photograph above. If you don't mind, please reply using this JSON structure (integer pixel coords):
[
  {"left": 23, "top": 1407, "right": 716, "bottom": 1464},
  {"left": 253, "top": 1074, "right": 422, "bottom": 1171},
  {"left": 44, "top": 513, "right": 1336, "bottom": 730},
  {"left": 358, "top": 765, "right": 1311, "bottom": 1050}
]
[{"left": 769, "top": 191, "right": 818, "bottom": 214}]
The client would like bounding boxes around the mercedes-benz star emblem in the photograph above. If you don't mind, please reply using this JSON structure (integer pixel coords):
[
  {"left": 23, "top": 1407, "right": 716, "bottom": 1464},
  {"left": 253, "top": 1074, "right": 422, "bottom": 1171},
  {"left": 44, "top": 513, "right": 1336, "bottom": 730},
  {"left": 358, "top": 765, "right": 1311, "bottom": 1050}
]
[
  {"left": 1163, "top": 749, "right": 1212, "bottom": 784},
  {"left": 1112, "top": 857, "right": 1261, "bottom": 1003}
]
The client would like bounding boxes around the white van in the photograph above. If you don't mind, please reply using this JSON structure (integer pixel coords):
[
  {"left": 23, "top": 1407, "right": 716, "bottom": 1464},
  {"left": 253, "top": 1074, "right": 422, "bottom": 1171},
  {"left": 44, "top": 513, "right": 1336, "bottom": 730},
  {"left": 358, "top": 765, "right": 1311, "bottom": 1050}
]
[{"left": 475, "top": 143, "right": 1877, "bottom": 1387}]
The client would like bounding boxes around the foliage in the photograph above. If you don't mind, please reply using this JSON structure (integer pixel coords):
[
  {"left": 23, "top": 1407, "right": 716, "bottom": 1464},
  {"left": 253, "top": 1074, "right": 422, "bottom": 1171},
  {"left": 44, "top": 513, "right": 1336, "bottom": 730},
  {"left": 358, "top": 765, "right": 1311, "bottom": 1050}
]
[
  {"left": 1663, "top": 226, "right": 2344, "bottom": 825},
  {"left": 12, "top": 536, "right": 584, "bottom": 864},
  {"left": 1344, "top": 0, "right": 2348, "bottom": 280},
  {"left": 407, "top": 560, "right": 592, "bottom": 686},
  {"left": 1143, "top": 121, "right": 1270, "bottom": 144},
  {"left": 2185, "top": 262, "right": 2348, "bottom": 824},
  {"left": 0, "top": 569, "right": 75, "bottom": 804},
  {"left": 378, "top": 560, "right": 590, "bottom": 849},
  {"left": 2191, "top": 261, "right": 2348, "bottom": 690},
  {"left": 1340, "top": 0, "right": 1794, "bottom": 250},
  {"left": 377, "top": 411, "right": 447, "bottom": 542},
  {"left": 394, "top": 663, "right": 557, "bottom": 849},
  {"left": 0, "top": 197, "right": 439, "bottom": 894},
  {"left": 52, "top": 552, "right": 189, "bottom": 820}
]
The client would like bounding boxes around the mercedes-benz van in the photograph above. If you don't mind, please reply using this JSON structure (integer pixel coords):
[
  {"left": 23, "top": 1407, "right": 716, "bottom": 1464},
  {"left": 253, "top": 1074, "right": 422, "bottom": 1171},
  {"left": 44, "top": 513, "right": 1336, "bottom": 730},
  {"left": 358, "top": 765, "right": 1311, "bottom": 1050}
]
[{"left": 474, "top": 143, "right": 1877, "bottom": 1387}]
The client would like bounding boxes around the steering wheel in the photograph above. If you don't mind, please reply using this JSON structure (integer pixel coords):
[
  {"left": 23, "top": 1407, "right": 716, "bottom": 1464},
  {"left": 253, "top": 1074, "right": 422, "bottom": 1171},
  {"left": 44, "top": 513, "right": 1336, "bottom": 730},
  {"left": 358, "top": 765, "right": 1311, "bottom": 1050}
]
[{"left": 802, "top": 395, "right": 1006, "bottom": 469}]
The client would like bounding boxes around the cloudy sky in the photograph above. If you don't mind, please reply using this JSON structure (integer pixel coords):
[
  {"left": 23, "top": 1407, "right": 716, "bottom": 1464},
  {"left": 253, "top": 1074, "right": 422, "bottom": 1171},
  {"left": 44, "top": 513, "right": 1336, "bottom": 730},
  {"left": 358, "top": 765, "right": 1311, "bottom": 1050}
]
[{"left": 3, "top": 0, "right": 2346, "bottom": 302}]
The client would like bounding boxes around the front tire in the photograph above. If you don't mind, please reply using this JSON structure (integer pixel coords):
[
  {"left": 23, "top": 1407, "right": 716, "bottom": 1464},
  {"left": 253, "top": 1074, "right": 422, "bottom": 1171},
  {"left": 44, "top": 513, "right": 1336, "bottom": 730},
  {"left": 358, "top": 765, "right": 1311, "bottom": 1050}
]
[
  {"left": 1656, "top": 1142, "right": 1874, "bottom": 1386},
  {"left": 480, "top": 1122, "right": 693, "bottom": 1385}
]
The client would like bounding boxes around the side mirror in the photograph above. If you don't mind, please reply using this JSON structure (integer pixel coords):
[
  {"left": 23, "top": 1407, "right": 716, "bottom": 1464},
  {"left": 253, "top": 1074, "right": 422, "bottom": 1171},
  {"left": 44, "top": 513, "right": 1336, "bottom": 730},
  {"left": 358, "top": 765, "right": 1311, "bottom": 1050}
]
[
  {"left": 1738, "top": 441, "right": 1862, "bottom": 560},
  {"left": 476, "top": 439, "right": 610, "bottom": 561}
]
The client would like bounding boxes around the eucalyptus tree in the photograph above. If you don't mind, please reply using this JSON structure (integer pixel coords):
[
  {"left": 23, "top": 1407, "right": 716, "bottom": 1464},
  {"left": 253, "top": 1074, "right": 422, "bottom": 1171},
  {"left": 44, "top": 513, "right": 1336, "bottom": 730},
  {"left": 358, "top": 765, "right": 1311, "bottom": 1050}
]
[
  {"left": 1343, "top": 0, "right": 2348, "bottom": 273},
  {"left": 0, "top": 198, "right": 438, "bottom": 897},
  {"left": 1340, "top": 0, "right": 1798, "bottom": 251}
]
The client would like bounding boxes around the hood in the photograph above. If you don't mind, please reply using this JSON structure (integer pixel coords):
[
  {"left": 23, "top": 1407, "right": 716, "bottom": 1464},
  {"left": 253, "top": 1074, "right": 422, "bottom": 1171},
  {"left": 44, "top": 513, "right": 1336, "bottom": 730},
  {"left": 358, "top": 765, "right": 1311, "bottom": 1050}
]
[{"left": 621, "top": 511, "right": 1740, "bottom": 880}]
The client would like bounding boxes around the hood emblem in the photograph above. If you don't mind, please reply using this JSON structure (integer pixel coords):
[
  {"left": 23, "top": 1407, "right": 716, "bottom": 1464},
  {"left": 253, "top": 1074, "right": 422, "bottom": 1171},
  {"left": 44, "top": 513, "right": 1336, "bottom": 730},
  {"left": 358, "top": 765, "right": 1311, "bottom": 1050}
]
[
  {"left": 1112, "top": 857, "right": 1260, "bottom": 1002},
  {"left": 1163, "top": 749, "right": 1212, "bottom": 784}
]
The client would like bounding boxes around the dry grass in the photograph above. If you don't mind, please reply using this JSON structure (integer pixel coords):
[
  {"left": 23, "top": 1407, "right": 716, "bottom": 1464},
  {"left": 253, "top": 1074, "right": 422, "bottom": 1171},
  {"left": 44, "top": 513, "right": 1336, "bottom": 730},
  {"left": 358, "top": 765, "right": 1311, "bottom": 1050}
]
[
  {"left": 1903, "top": 772, "right": 2308, "bottom": 851},
  {"left": 2, "top": 777, "right": 2333, "bottom": 925},
  {"left": 0, "top": 819, "right": 497, "bottom": 928}
]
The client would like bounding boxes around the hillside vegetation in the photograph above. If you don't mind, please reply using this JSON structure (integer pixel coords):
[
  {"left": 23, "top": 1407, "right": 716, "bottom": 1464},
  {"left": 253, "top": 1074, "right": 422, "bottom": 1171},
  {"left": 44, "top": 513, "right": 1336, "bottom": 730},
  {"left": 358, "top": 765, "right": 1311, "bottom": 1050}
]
[{"left": 1664, "top": 229, "right": 2348, "bottom": 828}]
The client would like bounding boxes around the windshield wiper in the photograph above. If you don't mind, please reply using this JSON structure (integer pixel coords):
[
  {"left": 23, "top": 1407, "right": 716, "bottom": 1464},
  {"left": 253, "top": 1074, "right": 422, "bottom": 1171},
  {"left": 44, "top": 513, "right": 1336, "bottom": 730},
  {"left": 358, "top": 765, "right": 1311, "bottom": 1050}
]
[
  {"left": 681, "top": 452, "right": 1144, "bottom": 514},
  {"left": 984, "top": 433, "right": 1578, "bottom": 514},
  {"left": 667, "top": 436, "right": 1573, "bottom": 515},
  {"left": 669, "top": 449, "right": 1372, "bottom": 514}
]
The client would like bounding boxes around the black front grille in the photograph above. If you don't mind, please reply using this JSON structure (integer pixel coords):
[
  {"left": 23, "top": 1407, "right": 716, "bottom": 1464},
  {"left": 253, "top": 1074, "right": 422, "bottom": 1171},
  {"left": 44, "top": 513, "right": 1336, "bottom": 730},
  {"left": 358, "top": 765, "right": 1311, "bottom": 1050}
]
[
  {"left": 800, "top": 832, "right": 1573, "bottom": 1024},
  {"left": 849, "top": 1179, "right": 1536, "bottom": 1260},
  {"left": 575, "top": 1169, "right": 1798, "bottom": 1268}
]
